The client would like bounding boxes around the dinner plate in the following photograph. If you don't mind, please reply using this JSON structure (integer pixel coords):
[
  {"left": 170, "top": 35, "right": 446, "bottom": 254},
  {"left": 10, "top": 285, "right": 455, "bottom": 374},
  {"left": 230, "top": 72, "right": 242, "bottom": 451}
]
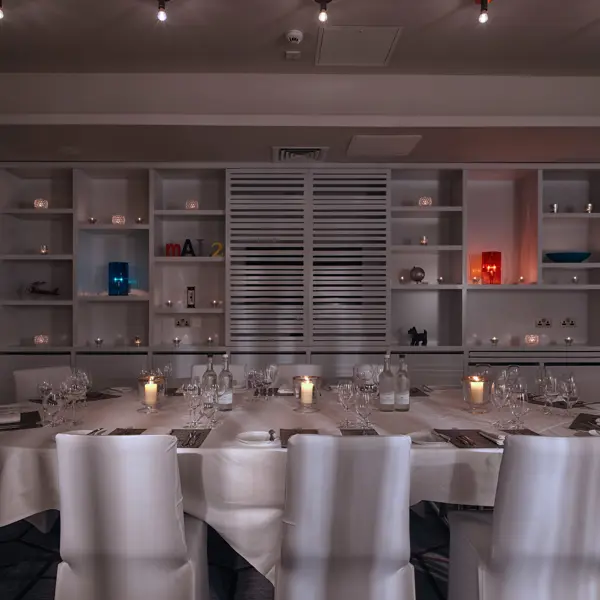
[
  {"left": 409, "top": 430, "right": 451, "bottom": 448},
  {"left": 236, "top": 431, "right": 279, "bottom": 446}
]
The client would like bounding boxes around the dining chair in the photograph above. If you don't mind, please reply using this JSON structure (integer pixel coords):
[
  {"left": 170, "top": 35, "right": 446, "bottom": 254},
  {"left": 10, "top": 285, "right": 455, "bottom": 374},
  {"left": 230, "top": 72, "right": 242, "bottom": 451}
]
[
  {"left": 276, "top": 364, "right": 323, "bottom": 387},
  {"left": 276, "top": 435, "right": 415, "bottom": 600},
  {"left": 55, "top": 434, "right": 209, "bottom": 600},
  {"left": 13, "top": 365, "right": 72, "bottom": 402},
  {"left": 448, "top": 436, "right": 600, "bottom": 600},
  {"left": 191, "top": 363, "right": 246, "bottom": 387}
]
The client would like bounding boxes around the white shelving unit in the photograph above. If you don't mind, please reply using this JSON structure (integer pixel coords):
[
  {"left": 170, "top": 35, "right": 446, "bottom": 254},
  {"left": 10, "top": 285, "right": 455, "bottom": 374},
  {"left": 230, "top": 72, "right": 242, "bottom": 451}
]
[{"left": 2, "top": 163, "right": 600, "bottom": 394}]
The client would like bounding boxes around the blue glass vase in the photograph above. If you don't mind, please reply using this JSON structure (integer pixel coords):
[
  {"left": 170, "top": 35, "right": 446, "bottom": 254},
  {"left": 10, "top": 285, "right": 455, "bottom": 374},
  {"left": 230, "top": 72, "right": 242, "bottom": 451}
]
[{"left": 108, "top": 262, "right": 130, "bottom": 296}]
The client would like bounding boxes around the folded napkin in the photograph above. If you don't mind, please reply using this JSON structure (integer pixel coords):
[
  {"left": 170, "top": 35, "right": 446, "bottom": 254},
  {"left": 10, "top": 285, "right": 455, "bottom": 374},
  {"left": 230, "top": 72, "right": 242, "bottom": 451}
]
[
  {"left": 108, "top": 428, "right": 146, "bottom": 436},
  {"left": 500, "top": 428, "right": 540, "bottom": 436},
  {"left": 0, "top": 411, "right": 41, "bottom": 431},
  {"left": 569, "top": 413, "right": 600, "bottom": 431},
  {"left": 170, "top": 429, "right": 210, "bottom": 448},
  {"left": 340, "top": 428, "right": 378, "bottom": 436},
  {"left": 433, "top": 429, "right": 500, "bottom": 449},
  {"left": 280, "top": 428, "right": 318, "bottom": 448},
  {"left": 0, "top": 412, "right": 21, "bottom": 425}
]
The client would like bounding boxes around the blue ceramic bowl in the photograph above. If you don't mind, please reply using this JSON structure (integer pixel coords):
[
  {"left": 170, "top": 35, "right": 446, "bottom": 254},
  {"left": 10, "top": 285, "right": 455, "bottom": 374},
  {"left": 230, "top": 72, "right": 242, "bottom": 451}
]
[{"left": 545, "top": 252, "right": 591, "bottom": 263}]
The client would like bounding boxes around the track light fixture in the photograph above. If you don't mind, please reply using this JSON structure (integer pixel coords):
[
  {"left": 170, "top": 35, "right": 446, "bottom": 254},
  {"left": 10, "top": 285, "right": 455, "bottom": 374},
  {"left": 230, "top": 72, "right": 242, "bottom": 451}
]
[
  {"left": 157, "top": 0, "right": 169, "bottom": 22},
  {"left": 315, "top": 0, "right": 332, "bottom": 24},
  {"left": 478, "top": 0, "right": 489, "bottom": 24},
  {"left": 0, "top": 1, "right": 4, "bottom": 20}
]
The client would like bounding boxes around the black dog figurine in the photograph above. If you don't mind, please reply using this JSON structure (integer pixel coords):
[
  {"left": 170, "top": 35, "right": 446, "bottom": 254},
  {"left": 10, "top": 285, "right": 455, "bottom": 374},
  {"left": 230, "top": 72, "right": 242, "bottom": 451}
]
[{"left": 408, "top": 327, "right": 428, "bottom": 346}]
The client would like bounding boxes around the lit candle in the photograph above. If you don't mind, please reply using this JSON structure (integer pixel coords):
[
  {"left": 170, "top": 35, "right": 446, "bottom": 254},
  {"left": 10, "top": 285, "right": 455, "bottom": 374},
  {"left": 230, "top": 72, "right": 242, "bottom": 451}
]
[
  {"left": 145, "top": 377, "right": 158, "bottom": 407},
  {"left": 469, "top": 377, "right": 485, "bottom": 404},
  {"left": 300, "top": 378, "right": 314, "bottom": 405}
]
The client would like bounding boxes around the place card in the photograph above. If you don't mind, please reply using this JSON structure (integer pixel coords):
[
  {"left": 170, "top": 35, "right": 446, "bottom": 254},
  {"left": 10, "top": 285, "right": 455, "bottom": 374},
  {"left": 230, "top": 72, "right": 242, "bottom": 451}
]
[
  {"left": 108, "top": 428, "right": 146, "bottom": 436},
  {"left": 280, "top": 428, "right": 318, "bottom": 448},
  {"left": 569, "top": 413, "right": 600, "bottom": 432},
  {"left": 340, "top": 428, "right": 379, "bottom": 436},
  {"left": 0, "top": 411, "right": 41, "bottom": 431},
  {"left": 170, "top": 429, "right": 210, "bottom": 448},
  {"left": 433, "top": 429, "right": 499, "bottom": 449}
]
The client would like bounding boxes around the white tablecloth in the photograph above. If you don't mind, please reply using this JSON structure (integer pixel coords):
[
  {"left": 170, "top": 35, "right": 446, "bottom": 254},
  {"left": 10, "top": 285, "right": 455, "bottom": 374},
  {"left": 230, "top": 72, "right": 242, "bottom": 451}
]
[{"left": 0, "top": 390, "right": 590, "bottom": 583}]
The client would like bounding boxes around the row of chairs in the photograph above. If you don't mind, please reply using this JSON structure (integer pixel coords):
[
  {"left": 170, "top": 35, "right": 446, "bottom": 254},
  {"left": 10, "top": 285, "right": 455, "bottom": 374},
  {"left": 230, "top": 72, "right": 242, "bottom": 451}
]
[{"left": 52, "top": 433, "right": 600, "bottom": 600}]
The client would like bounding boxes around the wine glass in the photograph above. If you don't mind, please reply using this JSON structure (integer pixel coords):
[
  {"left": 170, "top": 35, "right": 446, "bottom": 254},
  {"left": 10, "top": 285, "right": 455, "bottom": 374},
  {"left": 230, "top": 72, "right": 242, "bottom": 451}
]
[
  {"left": 61, "top": 376, "right": 85, "bottom": 426},
  {"left": 541, "top": 372, "right": 560, "bottom": 415},
  {"left": 182, "top": 382, "right": 200, "bottom": 428},
  {"left": 560, "top": 374, "right": 578, "bottom": 416},
  {"left": 490, "top": 375, "right": 510, "bottom": 429},
  {"left": 201, "top": 383, "right": 218, "bottom": 428},
  {"left": 45, "top": 392, "right": 65, "bottom": 426},
  {"left": 163, "top": 362, "right": 173, "bottom": 396},
  {"left": 337, "top": 381, "right": 354, "bottom": 428},
  {"left": 37, "top": 381, "right": 53, "bottom": 425},
  {"left": 355, "top": 392, "right": 373, "bottom": 429},
  {"left": 507, "top": 378, "right": 528, "bottom": 430}
]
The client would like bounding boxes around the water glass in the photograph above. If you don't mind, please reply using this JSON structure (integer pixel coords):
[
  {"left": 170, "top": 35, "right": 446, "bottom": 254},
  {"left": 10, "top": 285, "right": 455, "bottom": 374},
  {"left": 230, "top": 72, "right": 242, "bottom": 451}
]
[
  {"left": 490, "top": 376, "right": 510, "bottom": 429},
  {"left": 45, "top": 392, "right": 65, "bottom": 426},
  {"left": 507, "top": 378, "right": 528, "bottom": 429},
  {"left": 355, "top": 392, "right": 373, "bottom": 429},
  {"left": 183, "top": 382, "right": 201, "bottom": 428},
  {"left": 201, "top": 383, "right": 218, "bottom": 428},
  {"left": 337, "top": 381, "right": 354, "bottom": 428},
  {"left": 37, "top": 381, "right": 53, "bottom": 425}
]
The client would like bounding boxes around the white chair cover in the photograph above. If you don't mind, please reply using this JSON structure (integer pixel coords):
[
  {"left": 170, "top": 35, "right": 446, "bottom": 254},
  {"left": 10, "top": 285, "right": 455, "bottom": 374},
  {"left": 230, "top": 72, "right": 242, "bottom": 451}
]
[
  {"left": 449, "top": 436, "right": 600, "bottom": 600},
  {"left": 276, "top": 364, "right": 323, "bottom": 387},
  {"left": 13, "top": 365, "right": 72, "bottom": 402},
  {"left": 191, "top": 364, "right": 246, "bottom": 387},
  {"left": 276, "top": 435, "right": 415, "bottom": 600},
  {"left": 55, "top": 434, "right": 208, "bottom": 600}
]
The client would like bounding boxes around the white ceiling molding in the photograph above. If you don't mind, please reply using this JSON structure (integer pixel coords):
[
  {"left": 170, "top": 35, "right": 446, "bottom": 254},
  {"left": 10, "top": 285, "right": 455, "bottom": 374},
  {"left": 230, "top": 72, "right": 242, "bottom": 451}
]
[{"left": 2, "top": 74, "right": 600, "bottom": 127}]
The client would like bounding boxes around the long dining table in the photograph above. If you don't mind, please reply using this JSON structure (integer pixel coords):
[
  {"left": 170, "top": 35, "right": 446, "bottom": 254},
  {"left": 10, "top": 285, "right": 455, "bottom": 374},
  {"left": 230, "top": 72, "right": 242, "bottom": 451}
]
[{"left": 0, "top": 388, "right": 591, "bottom": 583}]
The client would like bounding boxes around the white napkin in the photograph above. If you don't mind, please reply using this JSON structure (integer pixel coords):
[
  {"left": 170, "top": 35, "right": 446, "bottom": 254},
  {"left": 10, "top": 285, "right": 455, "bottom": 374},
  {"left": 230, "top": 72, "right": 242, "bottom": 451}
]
[{"left": 0, "top": 412, "right": 20, "bottom": 425}]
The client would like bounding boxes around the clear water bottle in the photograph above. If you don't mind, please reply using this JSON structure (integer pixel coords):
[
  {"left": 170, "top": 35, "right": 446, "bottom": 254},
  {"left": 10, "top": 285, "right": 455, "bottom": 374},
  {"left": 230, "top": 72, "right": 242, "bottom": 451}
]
[
  {"left": 395, "top": 356, "right": 410, "bottom": 412},
  {"left": 378, "top": 353, "right": 395, "bottom": 412},
  {"left": 217, "top": 354, "right": 233, "bottom": 411},
  {"left": 202, "top": 355, "right": 218, "bottom": 388}
]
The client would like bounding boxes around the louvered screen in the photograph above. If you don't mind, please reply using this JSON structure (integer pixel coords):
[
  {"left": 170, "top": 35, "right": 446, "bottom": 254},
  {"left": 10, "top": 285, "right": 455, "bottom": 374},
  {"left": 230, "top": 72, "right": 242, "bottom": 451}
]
[
  {"left": 311, "top": 171, "right": 389, "bottom": 348},
  {"left": 227, "top": 171, "right": 308, "bottom": 348}
]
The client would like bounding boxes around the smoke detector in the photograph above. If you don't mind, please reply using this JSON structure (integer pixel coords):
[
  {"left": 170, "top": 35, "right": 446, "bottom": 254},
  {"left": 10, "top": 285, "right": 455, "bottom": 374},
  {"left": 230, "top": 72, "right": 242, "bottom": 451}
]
[{"left": 286, "top": 30, "right": 304, "bottom": 44}]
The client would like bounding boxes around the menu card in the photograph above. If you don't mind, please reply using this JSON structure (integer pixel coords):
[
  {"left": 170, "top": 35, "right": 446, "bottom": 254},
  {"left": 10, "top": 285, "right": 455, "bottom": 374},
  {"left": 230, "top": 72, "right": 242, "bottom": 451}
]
[{"left": 280, "top": 428, "right": 318, "bottom": 448}]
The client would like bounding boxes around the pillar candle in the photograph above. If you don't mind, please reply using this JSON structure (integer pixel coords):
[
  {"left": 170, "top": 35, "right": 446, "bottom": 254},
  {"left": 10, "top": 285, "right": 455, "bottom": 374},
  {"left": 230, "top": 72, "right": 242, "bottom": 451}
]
[
  {"left": 145, "top": 378, "right": 158, "bottom": 407},
  {"left": 469, "top": 378, "right": 484, "bottom": 404},
  {"left": 300, "top": 379, "right": 314, "bottom": 405}
]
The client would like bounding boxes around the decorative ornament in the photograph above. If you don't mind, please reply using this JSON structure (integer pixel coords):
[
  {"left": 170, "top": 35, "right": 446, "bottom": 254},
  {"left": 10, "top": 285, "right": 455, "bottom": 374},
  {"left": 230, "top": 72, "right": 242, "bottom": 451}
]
[
  {"left": 181, "top": 239, "right": 196, "bottom": 257},
  {"left": 112, "top": 215, "right": 126, "bottom": 225},
  {"left": 33, "top": 334, "right": 49, "bottom": 345},
  {"left": 418, "top": 196, "right": 433, "bottom": 207},
  {"left": 525, "top": 334, "right": 539, "bottom": 346},
  {"left": 33, "top": 199, "right": 49, "bottom": 209},
  {"left": 481, "top": 251, "right": 502, "bottom": 284},
  {"left": 26, "top": 281, "right": 59, "bottom": 296},
  {"left": 39, "top": 245, "right": 49, "bottom": 255},
  {"left": 108, "top": 262, "right": 129, "bottom": 296},
  {"left": 408, "top": 327, "right": 428, "bottom": 346},
  {"left": 187, "top": 286, "right": 196, "bottom": 308},
  {"left": 185, "top": 199, "right": 199, "bottom": 210},
  {"left": 210, "top": 242, "right": 225, "bottom": 257},
  {"left": 88, "top": 217, "right": 97, "bottom": 224},
  {"left": 550, "top": 204, "right": 558, "bottom": 214},
  {"left": 586, "top": 204, "right": 593, "bottom": 214},
  {"left": 410, "top": 266, "right": 426, "bottom": 284}
]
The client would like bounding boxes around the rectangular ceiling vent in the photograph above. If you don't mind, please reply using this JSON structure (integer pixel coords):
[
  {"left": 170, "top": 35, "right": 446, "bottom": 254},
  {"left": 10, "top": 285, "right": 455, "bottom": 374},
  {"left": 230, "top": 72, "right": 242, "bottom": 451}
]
[{"left": 273, "top": 147, "right": 329, "bottom": 163}]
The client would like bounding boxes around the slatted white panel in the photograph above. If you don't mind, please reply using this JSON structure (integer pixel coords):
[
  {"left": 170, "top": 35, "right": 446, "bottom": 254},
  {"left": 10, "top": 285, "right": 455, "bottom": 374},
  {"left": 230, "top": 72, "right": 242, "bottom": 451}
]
[
  {"left": 311, "top": 170, "right": 389, "bottom": 347},
  {"left": 227, "top": 170, "right": 307, "bottom": 347}
]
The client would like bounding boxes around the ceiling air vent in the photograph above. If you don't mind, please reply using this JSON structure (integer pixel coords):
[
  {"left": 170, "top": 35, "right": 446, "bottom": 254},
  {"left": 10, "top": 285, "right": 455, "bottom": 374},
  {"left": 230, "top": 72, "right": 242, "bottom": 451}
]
[{"left": 273, "top": 147, "right": 329, "bottom": 163}]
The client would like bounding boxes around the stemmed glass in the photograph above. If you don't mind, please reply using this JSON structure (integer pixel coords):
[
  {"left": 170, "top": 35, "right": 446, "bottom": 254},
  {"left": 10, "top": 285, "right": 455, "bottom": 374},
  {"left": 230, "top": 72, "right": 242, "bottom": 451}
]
[
  {"left": 200, "top": 383, "right": 218, "bottom": 428},
  {"left": 37, "top": 381, "right": 53, "bottom": 425},
  {"left": 560, "top": 374, "right": 578, "bottom": 416},
  {"left": 45, "top": 392, "right": 65, "bottom": 426},
  {"left": 337, "top": 382, "right": 354, "bottom": 428},
  {"left": 61, "top": 375, "right": 86, "bottom": 426},
  {"left": 183, "top": 382, "right": 201, "bottom": 428},
  {"left": 355, "top": 392, "right": 374, "bottom": 429},
  {"left": 541, "top": 372, "right": 561, "bottom": 415},
  {"left": 507, "top": 378, "right": 528, "bottom": 430},
  {"left": 163, "top": 362, "right": 173, "bottom": 396},
  {"left": 490, "top": 375, "right": 510, "bottom": 429}
]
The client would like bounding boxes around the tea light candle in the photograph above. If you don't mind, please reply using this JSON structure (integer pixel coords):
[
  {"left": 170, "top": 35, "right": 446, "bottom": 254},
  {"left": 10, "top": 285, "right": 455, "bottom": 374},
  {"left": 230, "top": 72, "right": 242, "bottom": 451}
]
[
  {"left": 185, "top": 200, "right": 199, "bottom": 210},
  {"left": 165, "top": 300, "right": 173, "bottom": 307},
  {"left": 207, "top": 336, "right": 214, "bottom": 346},
  {"left": 33, "top": 334, "right": 49, "bottom": 345},
  {"left": 94, "top": 337, "right": 103, "bottom": 347},
  {"left": 437, "top": 276, "right": 444, "bottom": 284},
  {"left": 112, "top": 215, "right": 126, "bottom": 225},
  {"left": 88, "top": 217, "right": 97, "bottom": 224},
  {"left": 490, "top": 337, "right": 499, "bottom": 346},
  {"left": 525, "top": 334, "right": 539, "bottom": 346},
  {"left": 33, "top": 198, "right": 48, "bottom": 209},
  {"left": 419, "top": 236, "right": 428, "bottom": 246},
  {"left": 565, "top": 337, "right": 574, "bottom": 346},
  {"left": 418, "top": 196, "right": 433, "bottom": 207},
  {"left": 39, "top": 245, "right": 49, "bottom": 255},
  {"left": 472, "top": 277, "right": 479, "bottom": 284},
  {"left": 144, "top": 378, "right": 158, "bottom": 407},
  {"left": 173, "top": 337, "right": 181, "bottom": 347},
  {"left": 468, "top": 376, "right": 485, "bottom": 404},
  {"left": 399, "top": 276, "right": 405, "bottom": 283},
  {"left": 211, "top": 299, "right": 219, "bottom": 308},
  {"left": 135, "top": 217, "right": 143, "bottom": 224},
  {"left": 300, "top": 378, "right": 314, "bottom": 405},
  {"left": 572, "top": 276, "right": 579, "bottom": 284},
  {"left": 586, "top": 204, "right": 593, "bottom": 214},
  {"left": 134, "top": 336, "right": 141, "bottom": 347},
  {"left": 518, "top": 276, "right": 525, "bottom": 284}
]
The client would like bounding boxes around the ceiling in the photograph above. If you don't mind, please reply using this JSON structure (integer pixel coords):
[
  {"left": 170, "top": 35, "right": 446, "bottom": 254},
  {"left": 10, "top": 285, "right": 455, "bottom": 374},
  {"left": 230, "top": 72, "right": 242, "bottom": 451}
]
[
  {"left": 4, "top": 125, "right": 600, "bottom": 162},
  {"left": 2, "top": 0, "right": 600, "bottom": 74}
]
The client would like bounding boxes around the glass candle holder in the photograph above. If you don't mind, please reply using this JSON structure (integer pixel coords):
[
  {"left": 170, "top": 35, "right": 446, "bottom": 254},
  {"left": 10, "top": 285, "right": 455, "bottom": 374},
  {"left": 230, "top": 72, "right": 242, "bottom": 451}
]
[
  {"left": 137, "top": 376, "right": 160, "bottom": 414},
  {"left": 33, "top": 198, "right": 49, "bottom": 209},
  {"left": 137, "top": 372, "right": 165, "bottom": 403},
  {"left": 88, "top": 216, "right": 97, "bottom": 224},
  {"left": 462, "top": 375, "right": 491, "bottom": 414},
  {"left": 111, "top": 214, "right": 126, "bottom": 225},
  {"left": 418, "top": 196, "right": 433, "bottom": 207},
  {"left": 39, "top": 245, "right": 49, "bottom": 255},
  {"left": 482, "top": 251, "right": 502, "bottom": 284},
  {"left": 185, "top": 199, "right": 199, "bottom": 210},
  {"left": 293, "top": 376, "right": 321, "bottom": 413},
  {"left": 33, "top": 334, "right": 49, "bottom": 346},
  {"left": 525, "top": 334, "right": 539, "bottom": 346}
]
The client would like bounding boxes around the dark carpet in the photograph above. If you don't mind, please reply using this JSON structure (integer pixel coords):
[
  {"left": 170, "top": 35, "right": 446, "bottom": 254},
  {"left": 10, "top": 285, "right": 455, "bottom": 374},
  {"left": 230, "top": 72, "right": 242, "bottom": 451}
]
[{"left": 0, "top": 504, "right": 448, "bottom": 600}]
